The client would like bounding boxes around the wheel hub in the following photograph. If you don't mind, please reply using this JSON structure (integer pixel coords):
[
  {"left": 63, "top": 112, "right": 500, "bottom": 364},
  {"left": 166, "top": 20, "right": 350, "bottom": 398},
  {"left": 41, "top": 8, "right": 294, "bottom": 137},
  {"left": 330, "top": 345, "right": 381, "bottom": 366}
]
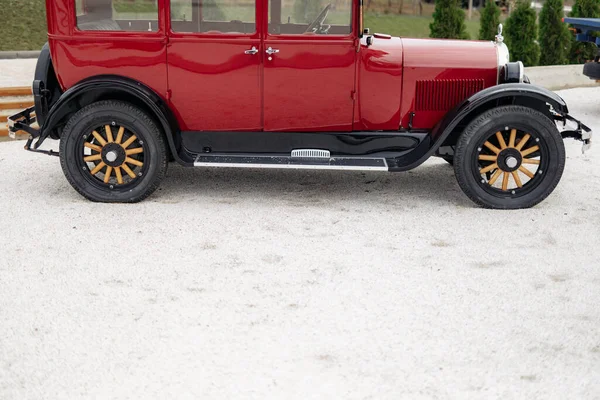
[
  {"left": 101, "top": 142, "right": 126, "bottom": 167},
  {"left": 497, "top": 148, "right": 522, "bottom": 172}
]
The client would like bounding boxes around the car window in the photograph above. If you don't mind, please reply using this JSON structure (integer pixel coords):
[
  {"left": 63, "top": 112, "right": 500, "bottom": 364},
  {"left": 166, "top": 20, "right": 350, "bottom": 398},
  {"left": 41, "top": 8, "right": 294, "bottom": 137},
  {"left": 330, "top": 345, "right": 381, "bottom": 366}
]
[
  {"left": 171, "top": 0, "right": 256, "bottom": 34},
  {"left": 75, "top": 0, "right": 159, "bottom": 32},
  {"left": 268, "top": 0, "right": 352, "bottom": 35}
]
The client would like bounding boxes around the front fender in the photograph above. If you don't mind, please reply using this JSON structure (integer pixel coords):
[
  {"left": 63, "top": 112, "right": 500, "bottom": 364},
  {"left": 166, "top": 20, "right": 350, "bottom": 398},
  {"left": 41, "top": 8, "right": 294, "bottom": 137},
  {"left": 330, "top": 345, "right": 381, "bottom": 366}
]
[{"left": 388, "top": 83, "right": 570, "bottom": 171}]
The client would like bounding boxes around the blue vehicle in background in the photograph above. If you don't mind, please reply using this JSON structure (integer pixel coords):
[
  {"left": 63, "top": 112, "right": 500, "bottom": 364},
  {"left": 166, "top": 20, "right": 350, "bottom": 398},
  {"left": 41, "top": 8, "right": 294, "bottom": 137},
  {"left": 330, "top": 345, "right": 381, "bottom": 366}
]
[{"left": 564, "top": 17, "right": 600, "bottom": 80}]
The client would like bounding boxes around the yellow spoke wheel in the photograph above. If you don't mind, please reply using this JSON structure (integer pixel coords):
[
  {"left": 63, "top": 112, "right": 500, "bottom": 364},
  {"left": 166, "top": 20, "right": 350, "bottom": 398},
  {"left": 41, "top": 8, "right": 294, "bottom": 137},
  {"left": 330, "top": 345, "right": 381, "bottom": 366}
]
[{"left": 82, "top": 123, "right": 146, "bottom": 188}]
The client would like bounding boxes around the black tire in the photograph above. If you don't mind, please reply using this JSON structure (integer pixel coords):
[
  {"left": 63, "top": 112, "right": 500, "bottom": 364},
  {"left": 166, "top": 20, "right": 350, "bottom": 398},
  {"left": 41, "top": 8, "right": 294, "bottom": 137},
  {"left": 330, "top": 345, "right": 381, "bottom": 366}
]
[
  {"left": 59, "top": 100, "right": 168, "bottom": 202},
  {"left": 454, "top": 105, "right": 565, "bottom": 209}
]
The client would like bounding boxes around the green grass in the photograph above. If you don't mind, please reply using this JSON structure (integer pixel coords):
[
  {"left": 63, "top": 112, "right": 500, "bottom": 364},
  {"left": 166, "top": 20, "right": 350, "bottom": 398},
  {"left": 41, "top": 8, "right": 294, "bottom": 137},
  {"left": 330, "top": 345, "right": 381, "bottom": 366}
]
[
  {"left": 0, "top": 0, "right": 48, "bottom": 51},
  {"left": 365, "top": 12, "right": 481, "bottom": 39}
]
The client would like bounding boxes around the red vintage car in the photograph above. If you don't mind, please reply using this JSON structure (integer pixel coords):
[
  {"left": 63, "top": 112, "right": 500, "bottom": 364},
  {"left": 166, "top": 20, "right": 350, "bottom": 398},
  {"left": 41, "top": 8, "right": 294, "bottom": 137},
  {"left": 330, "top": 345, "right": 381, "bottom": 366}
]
[{"left": 8, "top": 0, "right": 592, "bottom": 208}]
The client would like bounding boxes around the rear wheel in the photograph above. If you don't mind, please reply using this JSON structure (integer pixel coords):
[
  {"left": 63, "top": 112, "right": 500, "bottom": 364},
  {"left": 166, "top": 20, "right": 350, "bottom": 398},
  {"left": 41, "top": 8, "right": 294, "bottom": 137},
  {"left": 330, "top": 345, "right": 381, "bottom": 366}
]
[
  {"left": 59, "top": 101, "right": 168, "bottom": 202},
  {"left": 454, "top": 105, "right": 565, "bottom": 209}
]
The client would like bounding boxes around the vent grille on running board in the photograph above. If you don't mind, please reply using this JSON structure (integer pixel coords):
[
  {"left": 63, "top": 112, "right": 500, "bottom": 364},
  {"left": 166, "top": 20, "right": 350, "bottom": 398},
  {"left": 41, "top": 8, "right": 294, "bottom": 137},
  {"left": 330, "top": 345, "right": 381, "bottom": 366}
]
[
  {"left": 291, "top": 149, "right": 331, "bottom": 158},
  {"left": 415, "top": 79, "right": 485, "bottom": 112}
]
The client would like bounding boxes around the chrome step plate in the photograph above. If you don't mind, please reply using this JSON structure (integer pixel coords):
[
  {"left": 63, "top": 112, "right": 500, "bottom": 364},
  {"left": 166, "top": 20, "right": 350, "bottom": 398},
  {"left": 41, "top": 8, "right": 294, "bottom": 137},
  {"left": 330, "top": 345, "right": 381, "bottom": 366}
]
[
  {"left": 291, "top": 149, "right": 330, "bottom": 158},
  {"left": 193, "top": 154, "right": 389, "bottom": 171}
]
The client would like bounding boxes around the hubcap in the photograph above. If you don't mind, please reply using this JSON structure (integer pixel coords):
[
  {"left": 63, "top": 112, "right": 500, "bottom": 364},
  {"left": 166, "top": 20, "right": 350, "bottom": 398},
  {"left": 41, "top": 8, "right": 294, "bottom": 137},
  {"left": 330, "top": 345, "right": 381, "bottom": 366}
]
[
  {"left": 82, "top": 124, "right": 145, "bottom": 186},
  {"left": 476, "top": 128, "right": 542, "bottom": 193},
  {"left": 505, "top": 156, "right": 518, "bottom": 169},
  {"left": 106, "top": 150, "right": 118, "bottom": 163}
]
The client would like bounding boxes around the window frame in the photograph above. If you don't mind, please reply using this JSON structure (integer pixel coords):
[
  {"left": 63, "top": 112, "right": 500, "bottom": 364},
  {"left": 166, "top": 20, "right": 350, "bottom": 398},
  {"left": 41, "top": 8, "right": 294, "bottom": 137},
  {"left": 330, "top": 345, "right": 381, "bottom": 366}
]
[
  {"left": 167, "top": 0, "right": 261, "bottom": 39},
  {"left": 71, "top": 0, "right": 166, "bottom": 36},
  {"left": 265, "top": 0, "right": 356, "bottom": 40}
]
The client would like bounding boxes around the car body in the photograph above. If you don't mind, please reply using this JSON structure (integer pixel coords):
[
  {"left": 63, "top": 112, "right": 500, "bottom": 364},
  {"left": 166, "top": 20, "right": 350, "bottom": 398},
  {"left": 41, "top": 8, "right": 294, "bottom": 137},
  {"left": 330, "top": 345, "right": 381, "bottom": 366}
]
[{"left": 8, "top": 0, "right": 592, "bottom": 208}]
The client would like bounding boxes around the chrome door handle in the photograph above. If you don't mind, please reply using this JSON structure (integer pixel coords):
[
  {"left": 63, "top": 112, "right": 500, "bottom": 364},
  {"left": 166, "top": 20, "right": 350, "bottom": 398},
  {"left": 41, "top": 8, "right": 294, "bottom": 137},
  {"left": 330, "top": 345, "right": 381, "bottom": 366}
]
[
  {"left": 244, "top": 46, "right": 259, "bottom": 55},
  {"left": 266, "top": 47, "right": 279, "bottom": 55}
]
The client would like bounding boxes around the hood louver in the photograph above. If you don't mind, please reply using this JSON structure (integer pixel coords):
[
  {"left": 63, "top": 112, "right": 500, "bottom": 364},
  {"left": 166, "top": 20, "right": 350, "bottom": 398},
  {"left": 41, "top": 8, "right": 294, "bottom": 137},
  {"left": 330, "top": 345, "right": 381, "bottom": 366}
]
[{"left": 415, "top": 79, "right": 485, "bottom": 112}]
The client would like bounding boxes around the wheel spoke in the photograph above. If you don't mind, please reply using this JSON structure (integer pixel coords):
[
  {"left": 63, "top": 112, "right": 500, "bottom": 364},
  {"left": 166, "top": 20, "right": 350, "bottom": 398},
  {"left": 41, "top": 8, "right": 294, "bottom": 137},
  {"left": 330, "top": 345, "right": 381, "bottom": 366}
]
[
  {"left": 105, "top": 125, "right": 114, "bottom": 143},
  {"left": 121, "top": 135, "right": 138, "bottom": 149},
  {"left": 511, "top": 171, "right": 522, "bottom": 188},
  {"left": 115, "top": 167, "right": 124, "bottom": 184},
  {"left": 521, "top": 145, "right": 540, "bottom": 157},
  {"left": 509, "top": 128, "right": 516, "bottom": 148},
  {"left": 116, "top": 127, "right": 125, "bottom": 144},
  {"left": 519, "top": 165, "right": 535, "bottom": 178},
  {"left": 495, "top": 132, "right": 507, "bottom": 149},
  {"left": 121, "top": 163, "right": 136, "bottom": 178},
  {"left": 502, "top": 172, "right": 509, "bottom": 191},
  {"left": 104, "top": 166, "right": 113, "bottom": 183},
  {"left": 484, "top": 141, "right": 501, "bottom": 154},
  {"left": 488, "top": 169, "right": 503, "bottom": 185},
  {"left": 92, "top": 130, "right": 107, "bottom": 146},
  {"left": 125, "top": 147, "right": 144, "bottom": 156},
  {"left": 125, "top": 157, "right": 143, "bottom": 167},
  {"left": 478, "top": 154, "right": 497, "bottom": 162},
  {"left": 84, "top": 142, "right": 102, "bottom": 152},
  {"left": 90, "top": 161, "right": 106, "bottom": 175},
  {"left": 480, "top": 163, "right": 498, "bottom": 174},
  {"left": 522, "top": 158, "right": 540, "bottom": 165},
  {"left": 515, "top": 133, "right": 530, "bottom": 151},
  {"left": 83, "top": 154, "right": 102, "bottom": 162}
]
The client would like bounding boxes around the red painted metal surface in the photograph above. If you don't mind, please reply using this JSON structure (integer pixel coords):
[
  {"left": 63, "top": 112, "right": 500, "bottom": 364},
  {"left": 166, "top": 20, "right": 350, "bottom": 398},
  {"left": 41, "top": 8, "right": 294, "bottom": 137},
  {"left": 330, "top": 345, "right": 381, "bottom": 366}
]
[
  {"left": 354, "top": 36, "right": 403, "bottom": 131},
  {"left": 262, "top": 38, "right": 356, "bottom": 132},
  {"left": 400, "top": 38, "right": 498, "bottom": 129},
  {"left": 46, "top": 0, "right": 501, "bottom": 135}
]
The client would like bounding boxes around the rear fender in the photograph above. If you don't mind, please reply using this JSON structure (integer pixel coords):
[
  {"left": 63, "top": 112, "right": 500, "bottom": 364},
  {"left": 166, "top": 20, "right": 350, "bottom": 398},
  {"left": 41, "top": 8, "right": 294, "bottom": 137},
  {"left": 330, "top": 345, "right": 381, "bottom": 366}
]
[{"left": 37, "top": 75, "right": 188, "bottom": 165}]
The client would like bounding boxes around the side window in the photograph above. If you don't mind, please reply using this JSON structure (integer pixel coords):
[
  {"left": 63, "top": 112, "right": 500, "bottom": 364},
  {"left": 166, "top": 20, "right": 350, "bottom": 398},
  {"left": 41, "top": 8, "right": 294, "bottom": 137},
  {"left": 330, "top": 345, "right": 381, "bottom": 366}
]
[
  {"left": 171, "top": 0, "right": 256, "bottom": 34},
  {"left": 75, "top": 0, "right": 159, "bottom": 32},
  {"left": 269, "top": 0, "right": 352, "bottom": 35}
]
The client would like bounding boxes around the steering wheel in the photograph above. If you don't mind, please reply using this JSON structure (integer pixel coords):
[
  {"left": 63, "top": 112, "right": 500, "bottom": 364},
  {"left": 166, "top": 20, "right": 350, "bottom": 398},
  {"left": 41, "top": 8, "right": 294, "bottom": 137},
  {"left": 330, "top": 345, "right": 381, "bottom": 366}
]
[{"left": 304, "top": 4, "right": 332, "bottom": 34}]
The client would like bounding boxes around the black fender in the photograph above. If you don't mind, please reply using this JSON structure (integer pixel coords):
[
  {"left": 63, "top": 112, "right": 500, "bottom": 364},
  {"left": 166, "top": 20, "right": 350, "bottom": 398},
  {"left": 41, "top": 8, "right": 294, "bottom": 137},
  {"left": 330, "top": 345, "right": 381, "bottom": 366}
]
[
  {"left": 38, "top": 75, "right": 189, "bottom": 165},
  {"left": 33, "top": 42, "right": 62, "bottom": 127},
  {"left": 387, "top": 83, "right": 568, "bottom": 171}
]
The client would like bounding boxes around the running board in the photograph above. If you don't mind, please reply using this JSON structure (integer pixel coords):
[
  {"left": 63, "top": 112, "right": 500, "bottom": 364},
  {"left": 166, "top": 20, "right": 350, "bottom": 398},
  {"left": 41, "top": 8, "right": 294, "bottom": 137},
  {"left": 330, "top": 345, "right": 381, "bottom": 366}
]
[{"left": 193, "top": 154, "right": 389, "bottom": 171}]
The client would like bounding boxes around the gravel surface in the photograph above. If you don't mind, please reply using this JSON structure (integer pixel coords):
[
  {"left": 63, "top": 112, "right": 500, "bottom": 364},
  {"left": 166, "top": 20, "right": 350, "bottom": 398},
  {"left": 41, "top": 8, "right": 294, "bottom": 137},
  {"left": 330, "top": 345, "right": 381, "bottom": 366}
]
[{"left": 1, "top": 87, "right": 599, "bottom": 399}]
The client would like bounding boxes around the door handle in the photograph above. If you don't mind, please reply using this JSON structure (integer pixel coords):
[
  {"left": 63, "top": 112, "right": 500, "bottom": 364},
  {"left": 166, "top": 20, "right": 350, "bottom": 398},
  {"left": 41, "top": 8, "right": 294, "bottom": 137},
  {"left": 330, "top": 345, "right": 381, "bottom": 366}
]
[
  {"left": 244, "top": 46, "right": 259, "bottom": 55},
  {"left": 266, "top": 47, "right": 279, "bottom": 55}
]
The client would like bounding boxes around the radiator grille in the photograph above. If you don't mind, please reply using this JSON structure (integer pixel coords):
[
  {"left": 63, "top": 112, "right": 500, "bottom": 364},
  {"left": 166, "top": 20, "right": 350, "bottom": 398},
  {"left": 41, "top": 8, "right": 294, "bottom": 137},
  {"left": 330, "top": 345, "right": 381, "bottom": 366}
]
[{"left": 415, "top": 79, "right": 485, "bottom": 112}]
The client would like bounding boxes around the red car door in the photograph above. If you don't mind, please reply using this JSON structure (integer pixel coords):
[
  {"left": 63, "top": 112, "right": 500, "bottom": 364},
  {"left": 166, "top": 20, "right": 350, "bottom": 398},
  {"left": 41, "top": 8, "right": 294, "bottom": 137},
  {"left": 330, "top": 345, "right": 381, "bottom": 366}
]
[
  {"left": 167, "top": 0, "right": 262, "bottom": 131},
  {"left": 262, "top": 0, "right": 357, "bottom": 132}
]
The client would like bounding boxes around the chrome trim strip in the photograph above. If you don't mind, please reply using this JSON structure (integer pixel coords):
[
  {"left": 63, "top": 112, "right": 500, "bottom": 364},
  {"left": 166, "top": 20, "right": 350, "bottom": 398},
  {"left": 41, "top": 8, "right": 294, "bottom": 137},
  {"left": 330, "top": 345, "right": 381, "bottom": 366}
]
[
  {"left": 193, "top": 162, "right": 389, "bottom": 171},
  {"left": 193, "top": 160, "right": 389, "bottom": 171},
  {"left": 291, "top": 149, "right": 330, "bottom": 158}
]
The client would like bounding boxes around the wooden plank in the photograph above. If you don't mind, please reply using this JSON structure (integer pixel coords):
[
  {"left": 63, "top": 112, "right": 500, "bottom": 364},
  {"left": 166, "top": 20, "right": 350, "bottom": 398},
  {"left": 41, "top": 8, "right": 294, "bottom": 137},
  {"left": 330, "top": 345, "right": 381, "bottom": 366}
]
[
  {"left": 0, "top": 87, "right": 32, "bottom": 97},
  {"left": 0, "top": 100, "right": 34, "bottom": 110}
]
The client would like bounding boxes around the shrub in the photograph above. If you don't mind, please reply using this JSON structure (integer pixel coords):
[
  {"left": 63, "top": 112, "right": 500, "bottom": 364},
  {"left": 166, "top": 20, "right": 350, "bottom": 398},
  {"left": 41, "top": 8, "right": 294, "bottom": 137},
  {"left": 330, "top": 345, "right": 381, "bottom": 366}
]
[
  {"left": 479, "top": 0, "right": 501, "bottom": 41},
  {"left": 504, "top": 0, "right": 540, "bottom": 66},
  {"left": 539, "top": 0, "right": 571, "bottom": 65},
  {"left": 430, "top": 0, "right": 470, "bottom": 40}
]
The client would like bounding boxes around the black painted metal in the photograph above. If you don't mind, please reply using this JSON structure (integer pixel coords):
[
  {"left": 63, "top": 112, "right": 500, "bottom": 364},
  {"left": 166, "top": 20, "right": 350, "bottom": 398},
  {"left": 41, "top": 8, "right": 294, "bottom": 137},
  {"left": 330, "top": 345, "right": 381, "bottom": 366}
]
[
  {"left": 181, "top": 130, "right": 427, "bottom": 159},
  {"left": 29, "top": 75, "right": 187, "bottom": 165}
]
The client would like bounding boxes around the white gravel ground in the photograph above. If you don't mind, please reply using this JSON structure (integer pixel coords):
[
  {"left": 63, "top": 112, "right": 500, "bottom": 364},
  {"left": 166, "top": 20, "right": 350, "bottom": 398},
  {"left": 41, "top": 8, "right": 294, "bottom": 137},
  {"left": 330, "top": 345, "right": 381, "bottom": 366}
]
[{"left": 1, "top": 87, "right": 599, "bottom": 399}]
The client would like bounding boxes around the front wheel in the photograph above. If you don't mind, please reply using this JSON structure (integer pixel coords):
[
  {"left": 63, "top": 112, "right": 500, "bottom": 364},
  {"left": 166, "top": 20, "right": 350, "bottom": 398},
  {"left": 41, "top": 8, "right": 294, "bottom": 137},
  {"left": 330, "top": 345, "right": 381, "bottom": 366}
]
[
  {"left": 59, "top": 100, "right": 168, "bottom": 202},
  {"left": 453, "top": 105, "right": 565, "bottom": 209}
]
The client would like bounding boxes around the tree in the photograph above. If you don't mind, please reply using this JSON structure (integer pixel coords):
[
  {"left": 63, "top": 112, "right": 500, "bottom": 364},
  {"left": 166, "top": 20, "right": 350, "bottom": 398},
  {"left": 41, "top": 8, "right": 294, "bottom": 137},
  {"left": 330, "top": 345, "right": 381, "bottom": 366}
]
[
  {"left": 568, "top": 0, "right": 600, "bottom": 64},
  {"left": 504, "top": 0, "right": 540, "bottom": 66},
  {"left": 479, "top": 0, "right": 501, "bottom": 40},
  {"left": 430, "top": 0, "right": 470, "bottom": 39},
  {"left": 539, "top": 0, "right": 571, "bottom": 65}
]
